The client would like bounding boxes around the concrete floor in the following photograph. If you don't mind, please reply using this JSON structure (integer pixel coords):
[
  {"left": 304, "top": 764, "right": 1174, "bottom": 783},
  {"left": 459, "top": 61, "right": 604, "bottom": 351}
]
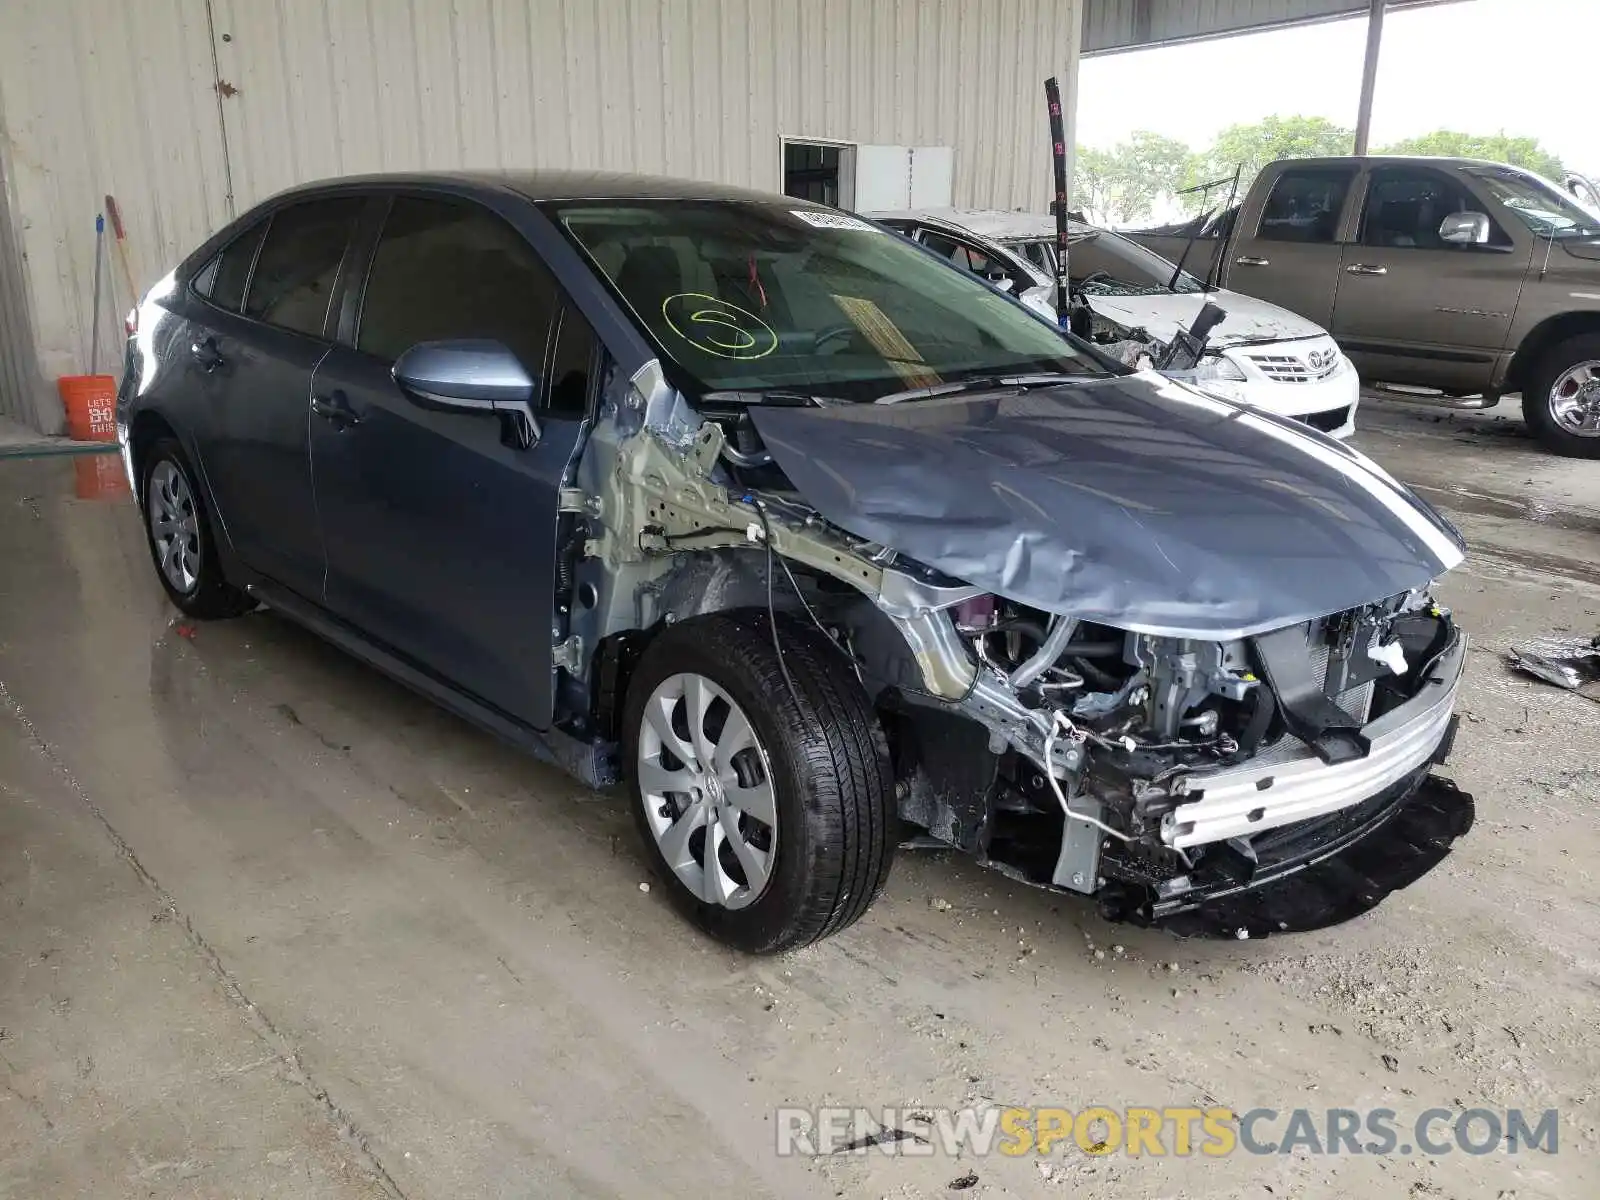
[{"left": 1, "top": 396, "right": 1596, "bottom": 1199}]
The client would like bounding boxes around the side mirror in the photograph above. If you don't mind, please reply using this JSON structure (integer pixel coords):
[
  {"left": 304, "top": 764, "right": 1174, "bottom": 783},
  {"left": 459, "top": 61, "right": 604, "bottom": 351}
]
[
  {"left": 393, "top": 339, "right": 541, "bottom": 447},
  {"left": 1439, "top": 212, "right": 1492, "bottom": 246}
]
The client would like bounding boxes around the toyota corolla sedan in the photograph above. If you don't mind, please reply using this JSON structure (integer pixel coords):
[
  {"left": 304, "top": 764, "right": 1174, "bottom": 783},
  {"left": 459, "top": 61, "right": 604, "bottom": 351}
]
[{"left": 119, "top": 172, "right": 1473, "bottom": 953}]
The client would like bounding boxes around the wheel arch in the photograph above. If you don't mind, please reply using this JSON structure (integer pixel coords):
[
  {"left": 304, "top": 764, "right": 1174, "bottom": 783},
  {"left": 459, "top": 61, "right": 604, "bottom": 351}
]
[
  {"left": 584, "top": 549, "right": 806, "bottom": 744},
  {"left": 127, "top": 410, "right": 180, "bottom": 505},
  {"left": 128, "top": 412, "right": 250, "bottom": 579},
  {"left": 1504, "top": 311, "right": 1600, "bottom": 395}
]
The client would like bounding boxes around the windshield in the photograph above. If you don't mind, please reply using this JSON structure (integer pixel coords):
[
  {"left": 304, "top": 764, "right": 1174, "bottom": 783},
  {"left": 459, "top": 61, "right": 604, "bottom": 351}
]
[
  {"left": 545, "top": 200, "right": 1105, "bottom": 402},
  {"left": 1004, "top": 230, "right": 1206, "bottom": 296},
  {"left": 1467, "top": 167, "right": 1600, "bottom": 239}
]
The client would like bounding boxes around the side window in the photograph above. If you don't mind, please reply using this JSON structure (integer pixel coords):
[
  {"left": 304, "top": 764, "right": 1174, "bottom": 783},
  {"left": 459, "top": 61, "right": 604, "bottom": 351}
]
[
  {"left": 1258, "top": 169, "right": 1355, "bottom": 244},
  {"left": 357, "top": 196, "right": 557, "bottom": 377},
  {"left": 921, "top": 231, "right": 997, "bottom": 276},
  {"left": 1359, "top": 168, "right": 1509, "bottom": 250},
  {"left": 243, "top": 198, "right": 363, "bottom": 336},
  {"left": 1019, "top": 241, "right": 1055, "bottom": 274},
  {"left": 194, "top": 218, "right": 268, "bottom": 313},
  {"left": 547, "top": 307, "right": 598, "bottom": 417},
  {"left": 919, "top": 230, "right": 971, "bottom": 269}
]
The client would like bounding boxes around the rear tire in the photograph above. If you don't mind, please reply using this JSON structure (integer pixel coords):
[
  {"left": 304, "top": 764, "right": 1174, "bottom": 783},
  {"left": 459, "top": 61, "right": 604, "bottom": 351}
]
[
  {"left": 1521, "top": 333, "right": 1600, "bottom": 458},
  {"left": 140, "top": 437, "right": 256, "bottom": 619},
  {"left": 624, "top": 611, "right": 894, "bottom": 953}
]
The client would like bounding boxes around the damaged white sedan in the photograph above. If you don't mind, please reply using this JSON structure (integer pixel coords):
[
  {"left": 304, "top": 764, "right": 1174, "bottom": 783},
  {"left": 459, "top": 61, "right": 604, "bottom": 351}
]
[
  {"left": 120, "top": 173, "right": 1472, "bottom": 954},
  {"left": 870, "top": 209, "right": 1362, "bottom": 439}
]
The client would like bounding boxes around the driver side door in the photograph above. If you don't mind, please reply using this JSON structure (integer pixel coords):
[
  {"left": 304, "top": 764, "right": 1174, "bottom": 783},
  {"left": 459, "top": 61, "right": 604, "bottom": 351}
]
[
  {"left": 308, "top": 193, "right": 598, "bottom": 730},
  {"left": 1331, "top": 165, "right": 1531, "bottom": 392}
]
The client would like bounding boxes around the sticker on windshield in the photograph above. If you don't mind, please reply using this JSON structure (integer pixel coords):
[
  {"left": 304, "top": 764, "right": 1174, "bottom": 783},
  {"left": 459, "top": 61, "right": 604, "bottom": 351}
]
[
  {"left": 830, "top": 295, "right": 942, "bottom": 391},
  {"left": 661, "top": 293, "right": 779, "bottom": 360},
  {"left": 791, "top": 210, "right": 876, "bottom": 232}
]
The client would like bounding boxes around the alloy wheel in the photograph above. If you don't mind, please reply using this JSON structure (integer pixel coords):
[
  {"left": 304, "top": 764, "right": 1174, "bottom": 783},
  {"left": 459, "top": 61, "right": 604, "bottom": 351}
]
[
  {"left": 637, "top": 672, "right": 778, "bottom": 910},
  {"left": 1549, "top": 360, "right": 1600, "bottom": 437},
  {"left": 148, "top": 459, "right": 201, "bottom": 594}
]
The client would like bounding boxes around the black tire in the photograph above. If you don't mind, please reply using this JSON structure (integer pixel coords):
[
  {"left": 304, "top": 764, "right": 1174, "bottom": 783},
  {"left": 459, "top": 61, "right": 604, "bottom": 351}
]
[
  {"left": 140, "top": 437, "right": 256, "bottom": 619},
  {"left": 1521, "top": 333, "right": 1600, "bottom": 458},
  {"left": 623, "top": 611, "right": 894, "bottom": 953}
]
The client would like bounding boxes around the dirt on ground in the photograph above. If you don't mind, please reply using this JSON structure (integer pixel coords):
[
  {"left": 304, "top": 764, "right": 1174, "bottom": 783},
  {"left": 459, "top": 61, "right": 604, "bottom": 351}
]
[{"left": 1, "top": 395, "right": 1596, "bottom": 1199}]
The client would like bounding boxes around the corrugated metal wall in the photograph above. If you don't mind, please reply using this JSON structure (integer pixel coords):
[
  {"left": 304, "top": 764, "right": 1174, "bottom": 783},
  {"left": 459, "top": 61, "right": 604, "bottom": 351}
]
[
  {"left": 0, "top": 0, "right": 1083, "bottom": 433},
  {"left": 0, "top": 0, "right": 231, "bottom": 432}
]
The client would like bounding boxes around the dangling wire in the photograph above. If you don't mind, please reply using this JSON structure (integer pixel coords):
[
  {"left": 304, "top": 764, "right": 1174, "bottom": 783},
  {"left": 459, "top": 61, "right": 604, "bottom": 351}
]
[
  {"left": 749, "top": 496, "right": 802, "bottom": 710},
  {"left": 1043, "top": 711, "right": 1133, "bottom": 844},
  {"left": 746, "top": 252, "right": 768, "bottom": 309}
]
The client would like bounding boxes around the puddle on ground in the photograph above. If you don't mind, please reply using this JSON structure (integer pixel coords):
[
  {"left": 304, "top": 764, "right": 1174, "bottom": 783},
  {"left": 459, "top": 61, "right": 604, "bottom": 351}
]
[{"left": 1410, "top": 482, "right": 1599, "bottom": 535}]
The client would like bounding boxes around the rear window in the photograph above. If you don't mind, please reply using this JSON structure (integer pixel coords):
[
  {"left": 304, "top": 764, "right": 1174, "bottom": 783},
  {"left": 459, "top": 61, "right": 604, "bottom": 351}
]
[
  {"left": 194, "top": 219, "right": 267, "bottom": 313},
  {"left": 243, "top": 198, "right": 363, "bottom": 337}
]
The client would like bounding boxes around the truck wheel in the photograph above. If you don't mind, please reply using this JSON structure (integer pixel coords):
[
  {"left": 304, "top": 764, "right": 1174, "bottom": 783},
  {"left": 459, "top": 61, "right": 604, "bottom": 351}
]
[
  {"left": 624, "top": 611, "right": 894, "bottom": 953},
  {"left": 141, "top": 438, "right": 256, "bottom": 619},
  {"left": 1522, "top": 334, "right": 1600, "bottom": 457}
]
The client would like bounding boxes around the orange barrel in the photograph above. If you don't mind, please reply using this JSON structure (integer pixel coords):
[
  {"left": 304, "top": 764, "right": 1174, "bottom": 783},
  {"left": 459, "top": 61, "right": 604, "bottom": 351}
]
[{"left": 57, "top": 374, "right": 119, "bottom": 441}]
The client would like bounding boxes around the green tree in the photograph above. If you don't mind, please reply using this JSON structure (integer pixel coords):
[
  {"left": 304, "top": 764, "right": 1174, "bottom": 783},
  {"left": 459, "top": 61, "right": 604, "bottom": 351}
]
[
  {"left": 1072, "top": 131, "right": 1197, "bottom": 225},
  {"left": 1200, "top": 115, "right": 1355, "bottom": 189},
  {"left": 1379, "top": 130, "right": 1563, "bottom": 180}
]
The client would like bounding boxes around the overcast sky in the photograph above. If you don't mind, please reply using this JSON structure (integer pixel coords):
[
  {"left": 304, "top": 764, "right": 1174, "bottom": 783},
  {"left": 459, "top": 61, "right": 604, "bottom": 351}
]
[{"left": 1077, "top": 0, "right": 1593, "bottom": 172}]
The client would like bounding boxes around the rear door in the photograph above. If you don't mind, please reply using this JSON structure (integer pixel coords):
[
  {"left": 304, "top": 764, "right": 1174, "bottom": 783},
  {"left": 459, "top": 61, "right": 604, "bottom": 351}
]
[
  {"left": 308, "top": 193, "right": 595, "bottom": 729},
  {"left": 1225, "top": 165, "right": 1358, "bottom": 327},
  {"left": 187, "top": 196, "right": 365, "bottom": 597},
  {"left": 1331, "top": 164, "right": 1530, "bottom": 391}
]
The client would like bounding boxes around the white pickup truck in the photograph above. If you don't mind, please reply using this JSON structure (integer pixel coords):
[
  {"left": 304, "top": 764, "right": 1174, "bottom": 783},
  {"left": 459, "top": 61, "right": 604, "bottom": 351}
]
[{"left": 870, "top": 208, "right": 1361, "bottom": 438}]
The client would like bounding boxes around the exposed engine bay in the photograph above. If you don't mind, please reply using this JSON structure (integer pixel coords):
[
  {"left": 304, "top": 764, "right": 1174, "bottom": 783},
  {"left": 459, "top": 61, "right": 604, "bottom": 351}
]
[{"left": 556, "top": 360, "right": 1473, "bottom": 937}]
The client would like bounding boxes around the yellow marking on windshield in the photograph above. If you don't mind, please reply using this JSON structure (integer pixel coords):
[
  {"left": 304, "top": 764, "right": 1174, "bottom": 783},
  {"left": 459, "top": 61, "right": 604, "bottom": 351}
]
[
  {"left": 661, "top": 293, "right": 778, "bottom": 360},
  {"left": 830, "top": 295, "right": 943, "bottom": 390}
]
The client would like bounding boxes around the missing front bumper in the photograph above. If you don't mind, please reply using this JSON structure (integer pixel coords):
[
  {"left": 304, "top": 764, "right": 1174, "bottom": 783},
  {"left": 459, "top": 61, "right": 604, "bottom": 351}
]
[
  {"left": 1098, "top": 770, "right": 1475, "bottom": 938},
  {"left": 1161, "top": 633, "right": 1467, "bottom": 850}
]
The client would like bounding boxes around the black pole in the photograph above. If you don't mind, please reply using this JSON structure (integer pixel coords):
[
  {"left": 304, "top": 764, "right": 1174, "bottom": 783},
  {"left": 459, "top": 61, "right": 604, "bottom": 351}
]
[{"left": 1044, "top": 76, "right": 1070, "bottom": 330}]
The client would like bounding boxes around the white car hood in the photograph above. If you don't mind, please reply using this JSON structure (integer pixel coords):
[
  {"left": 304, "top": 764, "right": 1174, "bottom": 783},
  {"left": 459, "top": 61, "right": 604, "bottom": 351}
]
[{"left": 1086, "top": 289, "right": 1325, "bottom": 347}]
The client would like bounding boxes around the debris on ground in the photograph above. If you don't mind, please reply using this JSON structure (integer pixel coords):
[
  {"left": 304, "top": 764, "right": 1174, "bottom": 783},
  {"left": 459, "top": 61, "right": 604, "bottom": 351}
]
[
  {"left": 947, "top": 1171, "right": 979, "bottom": 1190},
  {"left": 1506, "top": 635, "right": 1600, "bottom": 703},
  {"left": 637, "top": 881, "right": 650, "bottom": 893},
  {"left": 175, "top": 623, "right": 197, "bottom": 640},
  {"left": 930, "top": 897, "right": 953, "bottom": 912}
]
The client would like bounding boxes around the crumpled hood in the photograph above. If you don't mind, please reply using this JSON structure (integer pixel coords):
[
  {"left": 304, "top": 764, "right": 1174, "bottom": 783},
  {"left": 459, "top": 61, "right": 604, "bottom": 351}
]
[
  {"left": 749, "top": 374, "right": 1465, "bottom": 638},
  {"left": 1086, "top": 289, "right": 1326, "bottom": 347}
]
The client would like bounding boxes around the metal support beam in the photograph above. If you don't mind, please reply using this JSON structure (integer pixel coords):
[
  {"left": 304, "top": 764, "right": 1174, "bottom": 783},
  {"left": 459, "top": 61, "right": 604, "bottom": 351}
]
[{"left": 1353, "top": 0, "right": 1386, "bottom": 155}]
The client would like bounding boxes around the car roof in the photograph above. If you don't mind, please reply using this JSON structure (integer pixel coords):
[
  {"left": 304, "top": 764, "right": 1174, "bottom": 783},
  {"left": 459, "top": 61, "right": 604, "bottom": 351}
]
[
  {"left": 867, "top": 207, "right": 1093, "bottom": 242},
  {"left": 259, "top": 169, "right": 811, "bottom": 208},
  {"left": 1271, "top": 155, "right": 1526, "bottom": 172}
]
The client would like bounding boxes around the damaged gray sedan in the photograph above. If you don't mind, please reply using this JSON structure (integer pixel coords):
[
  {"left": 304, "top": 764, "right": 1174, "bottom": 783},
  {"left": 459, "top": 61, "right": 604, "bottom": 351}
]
[{"left": 118, "top": 172, "right": 1473, "bottom": 953}]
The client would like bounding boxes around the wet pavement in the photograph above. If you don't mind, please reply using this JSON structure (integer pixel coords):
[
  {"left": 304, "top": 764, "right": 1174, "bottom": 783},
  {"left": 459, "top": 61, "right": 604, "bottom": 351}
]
[{"left": 1, "top": 397, "right": 1596, "bottom": 1199}]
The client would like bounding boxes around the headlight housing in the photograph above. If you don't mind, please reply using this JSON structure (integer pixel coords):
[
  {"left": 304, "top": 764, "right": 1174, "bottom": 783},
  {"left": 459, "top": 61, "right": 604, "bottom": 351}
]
[{"left": 1191, "top": 353, "right": 1247, "bottom": 383}]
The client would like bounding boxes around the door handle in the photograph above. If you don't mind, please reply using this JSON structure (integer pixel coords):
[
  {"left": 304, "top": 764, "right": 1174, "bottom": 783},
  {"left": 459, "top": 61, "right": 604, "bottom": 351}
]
[
  {"left": 190, "top": 336, "right": 224, "bottom": 372},
  {"left": 1345, "top": 263, "right": 1388, "bottom": 276},
  {"left": 310, "top": 390, "right": 361, "bottom": 427},
  {"left": 1235, "top": 255, "right": 1270, "bottom": 267}
]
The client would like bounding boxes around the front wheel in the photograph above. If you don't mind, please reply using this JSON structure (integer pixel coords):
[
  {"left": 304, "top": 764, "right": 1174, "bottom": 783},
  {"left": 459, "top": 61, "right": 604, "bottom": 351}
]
[
  {"left": 624, "top": 612, "right": 895, "bottom": 953},
  {"left": 1522, "top": 334, "right": 1600, "bottom": 458}
]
